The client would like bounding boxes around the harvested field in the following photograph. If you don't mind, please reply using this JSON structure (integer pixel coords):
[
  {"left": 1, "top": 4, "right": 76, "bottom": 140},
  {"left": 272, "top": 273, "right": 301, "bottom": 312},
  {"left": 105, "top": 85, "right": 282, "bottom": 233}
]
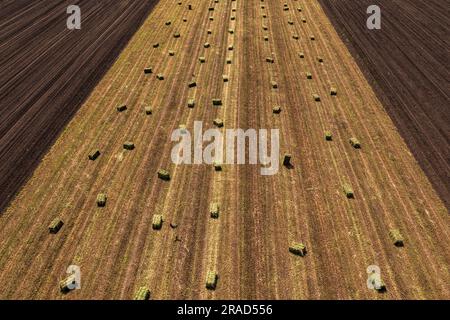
[
  {"left": 0, "top": 0, "right": 158, "bottom": 213},
  {"left": 319, "top": 0, "right": 450, "bottom": 209},
  {"left": 0, "top": 0, "right": 448, "bottom": 300}
]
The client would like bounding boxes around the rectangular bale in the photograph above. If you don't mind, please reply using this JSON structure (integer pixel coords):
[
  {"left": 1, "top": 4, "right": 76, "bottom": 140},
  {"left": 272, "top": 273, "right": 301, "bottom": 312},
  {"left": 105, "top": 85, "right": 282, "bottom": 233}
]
[
  {"left": 49, "top": 218, "right": 64, "bottom": 234},
  {"left": 330, "top": 87, "right": 338, "bottom": 96},
  {"left": 212, "top": 99, "right": 222, "bottom": 106},
  {"left": 157, "top": 74, "right": 164, "bottom": 80},
  {"left": 188, "top": 81, "right": 197, "bottom": 88},
  {"left": 134, "top": 287, "right": 151, "bottom": 300},
  {"left": 389, "top": 229, "right": 404, "bottom": 247},
  {"left": 88, "top": 150, "right": 100, "bottom": 161},
  {"left": 144, "top": 67, "right": 152, "bottom": 74},
  {"left": 313, "top": 94, "right": 321, "bottom": 102},
  {"left": 210, "top": 202, "right": 220, "bottom": 218},
  {"left": 343, "top": 184, "right": 354, "bottom": 199},
  {"left": 283, "top": 154, "right": 291, "bottom": 166},
  {"left": 117, "top": 105, "right": 127, "bottom": 112},
  {"left": 349, "top": 138, "right": 361, "bottom": 149},
  {"left": 289, "top": 243, "right": 307, "bottom": 256},
  {"left": 213, "top": 119, "right": 224, "bottom": 128},
  {"left": 206, "top": 271, "right": 218, "bottom": 290},
  {"left": 187, "top": 99, "right": 195, "bottom": 108},
  {"left": 97, "top": 193, "right": 107, "bottom": 207},
  {"left": 152, "top": 214, "right": 163, "bottom": 230},
  {"left": 271, "top": 81, "right": 278, "bottom": 89},
  {"left": 123, "top": 142, "right": 135, "bottom": 150},
  {"left": 213, "top": 161, "right": 222, "bottom": 172},
  {"left": 306, "top": 72, "right": 312, "bottom": 79},
  {"left": 222, "top": 75, "right": 229, "bottom": 82},
  {"left": 145, "top": 106, "right": 153, "bottom": 115},
  {"left": 158, "top": 169, "right": 171, "bottom": 181},
  {"left": 60, "top": 274, "right": 77, "bottom": 293},
  {"left": 325, "top": 131, "right": 333, "bottom": 141},
  {"left": 273, "top": 106, "right": 282, "bottom": 114}
]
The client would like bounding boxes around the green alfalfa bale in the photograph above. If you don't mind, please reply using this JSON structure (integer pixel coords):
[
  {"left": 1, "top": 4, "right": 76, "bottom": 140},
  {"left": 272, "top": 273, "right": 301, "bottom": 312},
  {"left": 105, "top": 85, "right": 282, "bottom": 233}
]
[
  {"left": 210, "top": 202, "right": 220, "bottom": 218},
  {"left": 206, "top": 271, "right": 218, "bottom": 290},
  {"left": 199, "top": 57, "right": 206, "bottom": 63},
  {"left": 152, "top": 214, "right": 163, "bottom": 230},
  {"left": 188, "top": 80, "right": 197, "bottom": 88},
  {"left": 212, "top": 99, "right": 222, "bottom": 106},
  {"left": 343, "top": 183, "right": 354, "bottom": 199},
  {"left": 59, "top": 274, "right": 77, "bottom": 293},
  {"left": 49, "top": 218, "right": 64, "bottom": 234},
  {"left": 213, "top": 118, "right": 224, "bottom": 128},
  {"left": 123, "top": 142, "right": 135, "bottom": 150},
  {"left": 134, "top": 287, "right": 151, "bottom": 300},
  {"left": 88, "top": 150, "right": 100, "bottom": 161},
  {"left": 283, "top": 154, "right": 292, "bottom": 167},
  {"left": 289, "top": 243, "right": 307, "bottom": 256},
  {"left": 349, "top": 137, "right": 361, "bottom": 149},
  {"left": 96, "top": 193, "right": 107, "bottom": 207},
  {"left": 271, "top": 81, "right": 278, "bottom": 89},
  {"left": 273, "top": 106, "right": 282, "bottom": 114},
  {"left": 325, "top": 131, "right": 333, "bottom": 141},
  {"left": 144, "top": 67, "right": 152, "bottom": 74},
  {"left": 313, "top": 94, "right": 321, "bottom": 102},
  {"left": 156, "top": 73, "right": 164, "bottom": 80},
  {"left": 145, "top": 106, "right": 153, "bottom": 115},
  {"left": 306, "top": 72, "right": 312, "bottom": 79},
  {"left": 330, "top": 87, "right": 338, "bottom": 96},
  {"left": 158, "top": 169, "right": 170, "bottom": 181},
  {"left": 117, "top": 105, "right": 127, "bottom": 112},
  {"left": 187, "top": 99, "right": 195, "bottom": 108},
  {"left": 389, "top": 229, "right": 404, "bottom": 247}
]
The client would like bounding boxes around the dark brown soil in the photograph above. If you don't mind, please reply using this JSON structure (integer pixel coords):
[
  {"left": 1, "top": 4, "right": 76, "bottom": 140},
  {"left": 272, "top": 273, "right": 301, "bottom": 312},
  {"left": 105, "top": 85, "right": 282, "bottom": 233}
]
[
  {"left": 318, "top": 0, "right": 450, "bottom": 209},
  {"left": 0, "top": 0, "right": 158, "bottom": 213}
]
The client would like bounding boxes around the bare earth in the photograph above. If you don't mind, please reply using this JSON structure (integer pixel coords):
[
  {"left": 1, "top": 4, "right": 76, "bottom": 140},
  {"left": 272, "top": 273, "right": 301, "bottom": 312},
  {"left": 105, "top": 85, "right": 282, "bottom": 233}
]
[{"left": 0, "top": 0, "right": 448, "bottom": 299}]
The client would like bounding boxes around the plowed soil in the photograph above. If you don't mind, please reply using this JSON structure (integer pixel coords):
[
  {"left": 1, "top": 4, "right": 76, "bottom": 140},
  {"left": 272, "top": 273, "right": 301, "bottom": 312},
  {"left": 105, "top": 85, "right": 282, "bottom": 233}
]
[{"left": 0, "top": 0, "right": 448, "bottom": 299}]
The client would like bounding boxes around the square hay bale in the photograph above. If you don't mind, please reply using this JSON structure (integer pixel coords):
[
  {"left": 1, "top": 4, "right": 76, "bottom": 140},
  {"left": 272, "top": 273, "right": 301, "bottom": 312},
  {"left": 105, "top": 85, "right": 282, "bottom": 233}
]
[
  {"left": 306, "top": 72, "right": 312, "bottom": 79},
  {"left": 262, "top": 14, "right": 267, "bottom": 18},
  {"left": 325, "top": 131, "right": 333, "bottom": 141},
  {"left": 262, "top": 26, "right": 268, "bottom": 30},
  {"left": 60, "top": 274, "right": 77, "bottom": 293},
  {"left": 157, "top": 73, "right": 164, "bottom": 80},
  {"left": 188, "top": 4, "right": 192, "bottom": 10},
  {"left": 188, "top": 80, "right": 197, "bottom": 88},
  {"left": 123, "top": 142, "right": 135, "bottom": 150},
  {"left": 145, "top": 106, "right": 153, "bottom": 115},
  {"left": 174, "top": 32, "right": 181, "bottom": 38},
  {"left": 134, "top": 287, "right": 151, "bottom": 300},
  {"left": 266, "top": 57, "right": 274, "bottom": 63},
  {"left": 204, "top": 42, "right": 210, "bottom": 48},
  {"left": 289, "top": 243, "right": 307, "bottom": 256},
  {"left": 207, "top": 29, "right": 212, "bottom": 34},
  {"left": 209, "top": 17, "right": 214, "bottom": 21},
  {"left": 187, "top": 99, "right": 195, "bottom": 108},
  {"left": 153, "top": 43, "right": 159, "bottom": 48},
  {"left": 313, "top": 94, "right": 321, "bottom": 102},
  {"left": 302, "top": 18, "right": 307, "bottom": 23},
  {"left": 213, "top": 162, "right": 222, "bottom": 171},
  {"left": 273, "top": 106, "right": 282, "bottom": 114},
  {"left": 206, "top": 271, "right": 218, "bottom": 290},
  {"left": 49, "top": 218, "right": 64, "bottom": 234},
  {"left": 144, "top": 67, "right": 152, "bottom": 74},
  {"left": 318, "top": 57, "right": 324, "bottom": 63},
  {"left": 228, "top": 29, "right": 234, "bottom": 34},
  {"left": 349, "top": 138, "right": 361, "bottom": 149},
  {"left": 213, "top": 118, "right": 224, "bottom": 128},
  {"left": 298, "top": 7, "right": 303, "bottom": 12},
  {"left": 88, "top": 150, "right": 100, "bottom": 161},
  {"left": 389, "top": 229, "right": 404, "bottom": 247},
  {"left": 96, "top": 193, "right": 107, "bottom": 207},
  {"left": 212, "top": 99, "right": 222, "bottom": 106},
  {"left": 299, "top": 52, "right": 305, "bottom": 58},
  {"left": 183, "top": 17, "right": 187, "bottom": 22},
  {"left": 158, "top": 169, "right": 171, "bottom": 181},
  {"left": 210, "top": 202, "right": 220, "bottom": 218},
  {"left": 152, "top": 214, "right": 163, "bottom": 230},
  {"left": 231, "top": 16, "right": 236, "bottom": 21},
  {"left": 343, "top": 184, "right": 354, "bottom": 199},
  {"left": 199, "top": 57, "right": 206, "bottom": 63},
  {"left": 288, "top": 20, "right": 294, "bottom": 25},
  {"left": 283, "top": 154, "right": 292, "bottom": 166},
  {"left": 271, "top": 81, "right": 278, "bottom": 89},
  {"left": 208, "top": 7, "right": 214, "bottom": 11},
  {"left": 169, "top": 50, "right": 175, "bottom": 56},
  {"left": 228, "top": 45, "right": 234, "bottom": 51},
  {"left": 165, "top": 21, "right": 171, "bottom": 26},
  {"left": 117, "top": 105, "right": 127, "bottom": 112},
  {"left": 226, "top": 58, "right": 232, "bottom": 64},
  {"left": 264, "top": 36, "right": 269, "bottom": 41},
  {"left": 222, "top": 75, "right": 229, "bottom": 82},
  {"left": 293, "top": 34, "right": 299, "bottom": 40},
  {"left": 310, "top": 35, "right": 316, "bottom": 41},
  {"left": 330, "top": 87, "right": 338, "bottom": 96}
]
